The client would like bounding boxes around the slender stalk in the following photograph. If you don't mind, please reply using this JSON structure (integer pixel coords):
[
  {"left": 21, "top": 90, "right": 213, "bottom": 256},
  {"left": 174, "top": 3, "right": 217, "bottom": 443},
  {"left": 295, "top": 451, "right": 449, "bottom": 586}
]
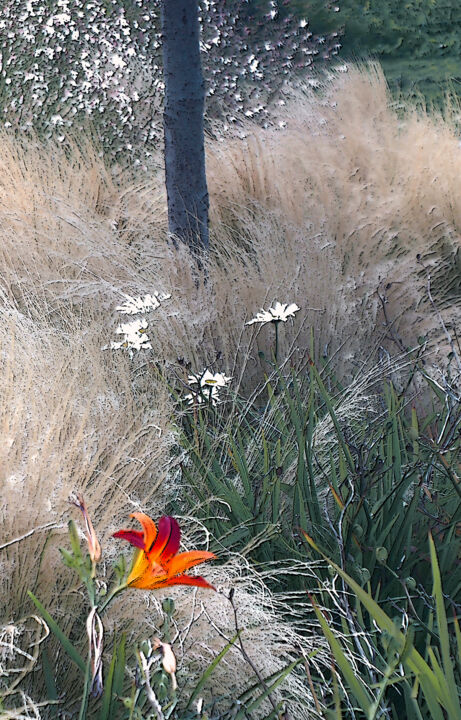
[
  {"left": 274, "top": 321, "right": 279, "bottom": 364},
  {"left": 78, "top": 654, "right": 92, "bottom": 720},
  {"left": 227, "top": 590, "right": 279, "bottom": 715},
  {"left": 98, "top": 584, "right": 127, "bottom": 614}
]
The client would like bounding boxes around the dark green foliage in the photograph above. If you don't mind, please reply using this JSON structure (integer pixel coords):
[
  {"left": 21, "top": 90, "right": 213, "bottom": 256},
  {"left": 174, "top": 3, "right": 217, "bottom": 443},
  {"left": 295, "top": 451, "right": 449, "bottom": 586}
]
[
  {"left": 334, "top": 0, "right": 461, "bottom": 106},
  {"left": 173, "top": 355, "right": 461, "bottom": 602},
  {"left": 308, "top": 534, "right": 461, "bottom": 718},
  {"left": 290, "top": 0, "right": 461, "bottom": 106},
  {"left": 172, "top": 352, "right": 461, "bottom": 714}
]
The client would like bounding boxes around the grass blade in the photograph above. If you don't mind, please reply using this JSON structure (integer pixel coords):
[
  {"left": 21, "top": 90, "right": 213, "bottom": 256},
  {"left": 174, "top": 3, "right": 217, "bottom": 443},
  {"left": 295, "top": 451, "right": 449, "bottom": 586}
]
[
  {"left": 28, "top": 590, "right": 85, "bottom": 673},
  {"left": 310, "top": 598, "right": 373, "bottom": 715},
  {"left": 186, "top": 632, "right": 241, "bottom": 710},
  {"left": 428, "top": 533, "right": 461, "bottom": 718}
]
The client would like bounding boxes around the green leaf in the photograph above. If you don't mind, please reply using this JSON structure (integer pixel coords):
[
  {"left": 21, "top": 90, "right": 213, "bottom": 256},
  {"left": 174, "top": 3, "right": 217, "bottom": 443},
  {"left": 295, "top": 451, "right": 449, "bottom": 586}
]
[
  {"left": 68, "top": 519, "right": 83, "bottom": 562},
  {"left": 112, "top": 633, "right": 126, "bottom": 703},
  {"left": 186, "top": 632, "right": 241, "bottom": 710},
  {"left": 236, "top": 659, "right": 300, "bottom": 719},
  {"left": 98, "top": 643, "right": 117, "bottom": 720},
  {"left": 428, "top": 533, "right": 461, "bottom": 718},
  {"left": 301, "top": 532, "right": 458, "bottom": 718},
  {"left": 41, "top": 646, "right": 59, "bottom": 717},
  {"left": 310, "top": 599, "right": 373, "bottom": 714},
  {"left": 28, "top": 591, "right": 86, "bottom": 673}
]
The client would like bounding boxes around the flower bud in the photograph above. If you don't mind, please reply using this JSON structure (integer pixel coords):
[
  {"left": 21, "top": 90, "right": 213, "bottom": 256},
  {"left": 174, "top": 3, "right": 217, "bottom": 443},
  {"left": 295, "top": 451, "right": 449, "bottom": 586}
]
[
  {"left": 162, "top": 597, "right": 175, "bottom": 616},
  {"left": 161, "top": 643, "right": 177, "bottom": 677},
  {"left": 140, "top": 640, "right": 151, "bottom": 657},
  {"left": 153, "top": 638, "right": 177, "bottom": 691},
  {"left": 70, "top": 494, "right": 101, "bottom": 564}
]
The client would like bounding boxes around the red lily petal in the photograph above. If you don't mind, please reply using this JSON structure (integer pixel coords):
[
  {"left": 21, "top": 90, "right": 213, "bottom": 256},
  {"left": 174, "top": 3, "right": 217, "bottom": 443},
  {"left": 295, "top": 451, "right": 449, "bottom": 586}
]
[
  {"left": 131, "top": 512, "right": 157, "bottom": 551},
  {"left": 112, "top": 529, "right": 145, "bottom": 549},
  {"left": 148, "top": 516, "right": 181, "bottom": 560},
  {"left": 116, "top": 512, "right": 216, "bottom": 593},
  {"left": 128, "top": 561, "right": 168, "bottom": 589},
  {"left": 167, "top": 551, "right": 216, "bottom": 577},
  {"left": 130, "top": 573, "right": 215, "bottom": 591},
  {"left": 163, "top": 574, "right": 216, "bottom": 590},
  {"left": 126, "top": 549, "right": 152, "bottom": 587}
]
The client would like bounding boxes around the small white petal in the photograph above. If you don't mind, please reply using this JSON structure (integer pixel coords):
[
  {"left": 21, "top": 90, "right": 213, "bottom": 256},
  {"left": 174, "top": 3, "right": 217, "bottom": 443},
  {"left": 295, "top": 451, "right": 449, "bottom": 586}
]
[{"left": 246, "top": 302, "right": 300, "bottom": 325}]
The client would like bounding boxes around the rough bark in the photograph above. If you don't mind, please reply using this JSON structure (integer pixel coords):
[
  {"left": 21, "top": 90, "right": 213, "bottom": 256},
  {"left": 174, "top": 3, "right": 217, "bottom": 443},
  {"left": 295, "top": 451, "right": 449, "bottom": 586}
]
[{"left": 161, "top": 0, "right": 209, "bottom": 252}]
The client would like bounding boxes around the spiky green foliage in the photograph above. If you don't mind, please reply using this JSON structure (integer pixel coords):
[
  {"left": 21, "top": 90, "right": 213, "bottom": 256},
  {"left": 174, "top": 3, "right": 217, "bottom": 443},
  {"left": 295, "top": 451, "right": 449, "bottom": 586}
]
[
  {"left": 306, "top": 533, "right": 461, "bottom": 719},
  {"left": 173, "top": 354, "right": 461, "bottom": 591}
]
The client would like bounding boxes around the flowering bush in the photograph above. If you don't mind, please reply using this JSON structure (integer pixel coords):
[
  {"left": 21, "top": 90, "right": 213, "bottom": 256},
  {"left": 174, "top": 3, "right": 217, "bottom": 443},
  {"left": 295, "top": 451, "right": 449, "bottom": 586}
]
[
  {"left": 0, "top": 0, "right": 341, "bottom": 161},
  {"left": 0, "top": 0, "right": 162, "bottom": 161}
]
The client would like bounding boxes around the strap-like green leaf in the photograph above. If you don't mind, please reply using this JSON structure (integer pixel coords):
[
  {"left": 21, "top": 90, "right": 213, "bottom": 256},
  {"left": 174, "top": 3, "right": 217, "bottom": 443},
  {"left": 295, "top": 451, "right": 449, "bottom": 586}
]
[
  {"left": 186, "top": 631, "right": 241, "bottom": 710},
  {"left": 28, "top": 590, "right": 85, "bottom": 673},
  {"left": 428, "top": 534, "right": 461, "bottom": 718},
  {"left": 311, "top": 599, "right": 373, "bottom": 715}
]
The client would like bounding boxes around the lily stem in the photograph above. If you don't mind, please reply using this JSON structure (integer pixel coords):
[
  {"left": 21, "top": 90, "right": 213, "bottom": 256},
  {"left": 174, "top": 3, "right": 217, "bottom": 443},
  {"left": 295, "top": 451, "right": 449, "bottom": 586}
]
[
  {"left": 98, "top": 583, "right": 127, "bottom": 614},
  {"left": 78, "top": 653, "right": 91, "bottom": 720}
]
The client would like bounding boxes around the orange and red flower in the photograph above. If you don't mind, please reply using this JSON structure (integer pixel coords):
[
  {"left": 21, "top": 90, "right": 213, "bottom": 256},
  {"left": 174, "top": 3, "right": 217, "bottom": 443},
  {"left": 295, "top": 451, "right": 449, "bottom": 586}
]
[{"left": 113, "top": 513, "right": 216, "bottom": 591}]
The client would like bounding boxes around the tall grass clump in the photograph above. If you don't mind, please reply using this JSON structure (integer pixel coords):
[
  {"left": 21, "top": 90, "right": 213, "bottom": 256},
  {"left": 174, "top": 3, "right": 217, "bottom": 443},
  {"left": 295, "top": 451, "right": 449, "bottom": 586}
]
[{"left": 0, "top": 65, "right": 458, "bottom": 386}]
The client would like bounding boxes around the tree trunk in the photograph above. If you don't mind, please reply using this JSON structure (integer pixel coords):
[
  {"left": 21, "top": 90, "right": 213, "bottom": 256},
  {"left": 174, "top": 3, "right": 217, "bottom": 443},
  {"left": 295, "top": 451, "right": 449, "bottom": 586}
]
[{"left": 161, "top": 0, "right": 209, "bottom": 252}]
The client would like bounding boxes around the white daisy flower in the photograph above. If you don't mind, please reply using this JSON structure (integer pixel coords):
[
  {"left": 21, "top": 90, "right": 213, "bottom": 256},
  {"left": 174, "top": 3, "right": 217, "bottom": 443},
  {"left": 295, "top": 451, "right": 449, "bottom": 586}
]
[
  {"left": 185, "top": 369, "right": 232, "bottom": 406},
  {"left": 116, "top": 317, "right": 148, "bottom": 339},
  {"left": 188, "top": 369, "right": 232, "bottom": 388},
  {"left": 246, "top": 302, "right": 300, "bottom": 326},
  {"left": 184, "top": 387, "right": 220, "bottom": 406},
  {"left": 115, "top": 292, "right": 171, "bottom": 315},
  {"left": 108, "top": 317, "right": 152, "bottom": 353}
]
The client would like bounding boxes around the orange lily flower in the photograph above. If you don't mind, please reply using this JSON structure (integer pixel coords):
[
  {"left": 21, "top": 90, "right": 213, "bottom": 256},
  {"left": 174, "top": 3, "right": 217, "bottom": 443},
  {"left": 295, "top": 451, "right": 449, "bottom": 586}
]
[{"left": 113, "top": 513, "right": 216, "bottom": 591}]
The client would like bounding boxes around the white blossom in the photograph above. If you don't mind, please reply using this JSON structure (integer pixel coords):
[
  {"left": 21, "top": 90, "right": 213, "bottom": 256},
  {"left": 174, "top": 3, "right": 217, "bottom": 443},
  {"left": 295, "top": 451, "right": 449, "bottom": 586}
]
[
  {"left": 109, "top": 317, "right": 152, "bottom": 352},
  {"left": 246, "top": 302, "right": 300, "bottom": 326},
  {"left": 116, "top": 317, "right": 147, "bottom": 338},
  {"left": 110, "top": 53, "right": 126, "bottom": 69},
  {"left": 115, "top": 291, "right": 171, "bottom": 315},
  {"left": 188, "top": 369, "right": 232, "bottom": 389},
  {"left": 0, "top": 0, "right": 337, "bottom": 164},
  {"left": 53, "top": 13, "right": 71, "bottom": 24},
  {"left": 185, "top": 369, "right": 232, "bottom": 406}
]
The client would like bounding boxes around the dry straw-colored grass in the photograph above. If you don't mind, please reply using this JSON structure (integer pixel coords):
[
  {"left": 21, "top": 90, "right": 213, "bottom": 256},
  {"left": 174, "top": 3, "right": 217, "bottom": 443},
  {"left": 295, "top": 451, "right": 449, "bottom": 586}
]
[
  {"left": 0, "top": 63, "right": 459, "bottom": 376},
  {"left": 1, "top": 62, "right": 460, "bottom": 715}
]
